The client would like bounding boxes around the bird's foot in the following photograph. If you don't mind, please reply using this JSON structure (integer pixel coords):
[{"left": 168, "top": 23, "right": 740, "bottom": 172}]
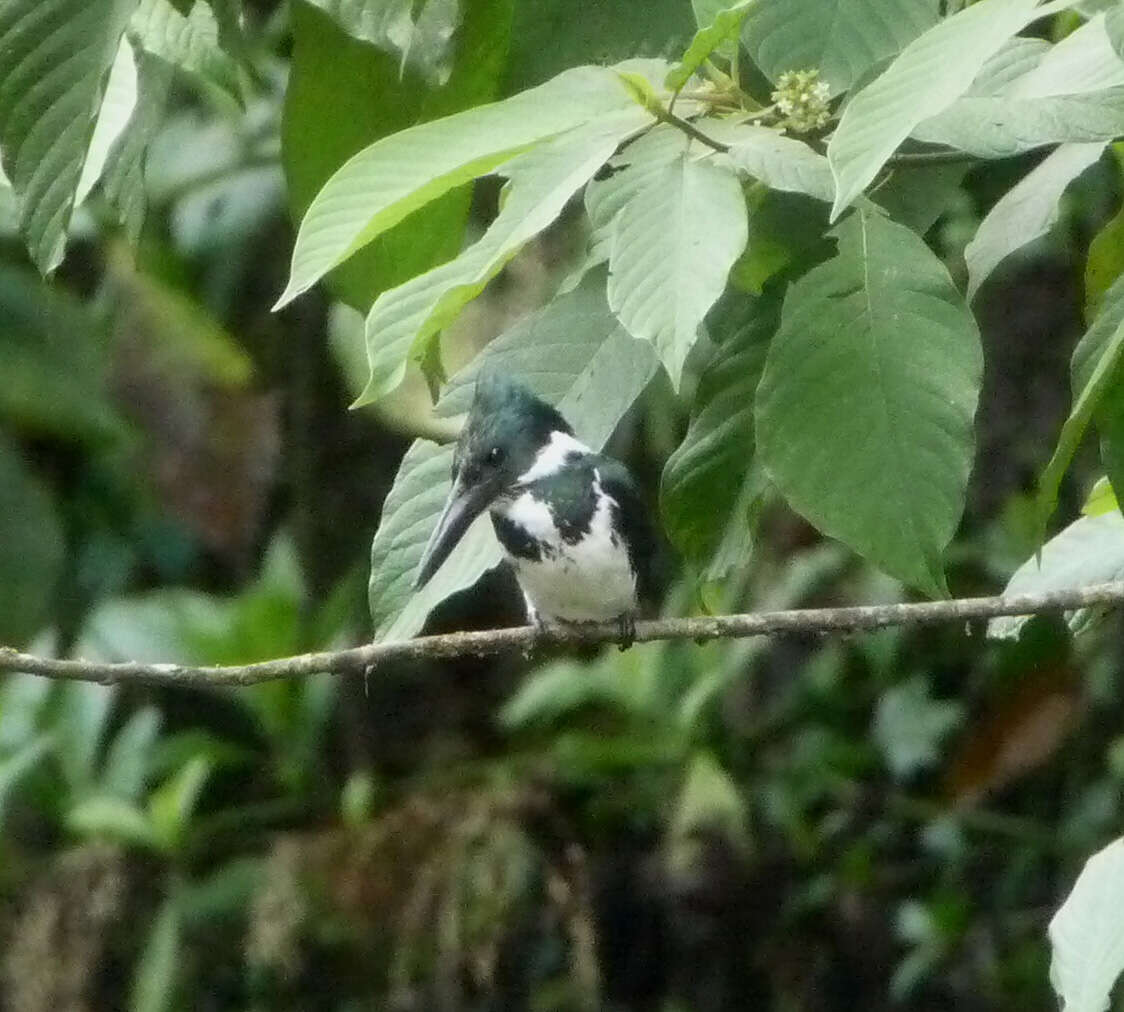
[{"left": 615, "top": 612, "right": 637, "bottom": 651}]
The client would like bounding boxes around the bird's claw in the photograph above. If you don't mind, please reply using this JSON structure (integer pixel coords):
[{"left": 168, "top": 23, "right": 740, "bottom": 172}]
[{"left": 615, "top": 612, "right": 636, "bottom": 651}]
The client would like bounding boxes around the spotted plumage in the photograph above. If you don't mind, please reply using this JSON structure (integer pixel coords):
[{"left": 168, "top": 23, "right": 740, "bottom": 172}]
[{"left": 414, "top": 374, "right": 656, "bottom": 639}]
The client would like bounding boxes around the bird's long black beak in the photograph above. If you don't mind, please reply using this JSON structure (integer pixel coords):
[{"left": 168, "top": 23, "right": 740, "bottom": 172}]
[{"left": 414, "top": 476, "right": 489, "bottom": 590}]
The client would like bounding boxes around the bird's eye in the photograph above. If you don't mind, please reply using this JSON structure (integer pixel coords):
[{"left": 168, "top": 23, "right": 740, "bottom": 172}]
[{"left": 487, "top": 446, "right": 504, "bottom": 466}]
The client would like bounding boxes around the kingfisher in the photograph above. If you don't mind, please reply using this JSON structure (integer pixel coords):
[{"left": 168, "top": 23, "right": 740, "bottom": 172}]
[{"left": 414, "top": 374, "right": 656, "bottom": 643}]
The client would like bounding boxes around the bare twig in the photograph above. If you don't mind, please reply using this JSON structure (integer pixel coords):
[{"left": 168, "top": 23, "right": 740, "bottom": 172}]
[{"left": 2, "top": 583, "right": 1123, "bottom": 688}]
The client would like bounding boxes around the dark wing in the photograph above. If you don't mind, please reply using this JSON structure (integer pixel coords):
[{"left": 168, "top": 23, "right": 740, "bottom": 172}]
[{"left": 594, "top": 455, "right": 660, "bottom": 611}]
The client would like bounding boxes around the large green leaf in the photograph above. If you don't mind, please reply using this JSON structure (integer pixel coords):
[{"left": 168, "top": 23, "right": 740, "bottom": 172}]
[
  {"left": 660, "top": 295, "right": 777, "bottom": 571},
  {"left": 276, "top": 63, "right": 643, "bottom": 307},
  {"left": 282, "top": 0, "right": 511, "bottom": 310},
  {"left": 755, "top": 205, "right": 981, "bottom": 596},
  {"left": 989, "top": 512, "right": 1124, "bottom": 639},
  {"left": 1070, "top": 273, "right": 1124, "bottom": 530},
  {"left": 913, "top": 89, "right": 1124, "bottom": 159},
  {"left": 0, "top": 434, "right": 65, "bottom": 644},
  {"left": 605, "top": 144, "right": 747, "bottom": 388},
  {"left": 0, "top": 0, "right": 138, "bottom": 271},
  {"left": 743, "top": 0, "right": 940, "bottom": 94},
  {"left": 1049, "top": 836, "right": 1124, "bottom": 1012},
  {"left": 965, "top": 142, "right": 1106, "bottom": 299},
  {"left": 368, "top": 275, "right": 657, "bottom": 641},
  {"left": 358, "top": 107, "right": 651, "bottom": 403},
  {"left": 827, "top": 0, "right": 1045, "bottom": 220}
]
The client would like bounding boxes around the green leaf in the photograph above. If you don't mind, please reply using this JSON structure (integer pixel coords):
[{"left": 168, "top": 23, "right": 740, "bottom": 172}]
[
  {"left": 55, "top": 681, "right": 116, "bottom": 793},
  {"left": 67, "top": 794, "right": 159, "bottom": 848},
  {"left": 0, "top": 0, "right": 138, "bottom": 272},
  {"left": 669, "top": 751, "right": 749, "bottom": 856},
  {"left": 368, "top": 274, "right": 657, "bottom": 641},
  {"left": 131, "top": 896, "right": 183, "bottom": 1012},
  {"left": 101, "top": 706, "right": 162, "bottom": 802},
  {"left": 0, "top": 734, "right": 52, "bottom": 828},
  {"left": 276, "top": 63, "right": 644, "bottom": 307},
  {"left": 500, "top": 653, "right": 655, "bottom": 729},
  {"left": 303, "top": 0, "right": 460, "bottom": 86},
  {"left": 666, "top": 0, "right": 754, "bottom": 91},
  {"left": 989, "top": 512, "right": 1124, "bottom": 639},
  {"left": 75, "top": 36, "right": 138, "bottom": 207},
  {"left": 100, "top": 49, "right": 174, "bottom": 240},
  {"left": 282, "top": 0, "right": 510, "bottom": 310},
  {"left": 1011, "top": 12, "right": 1124, "bottom": 98},
  {"left": 965, "top": 142, "right": 1106, "bottom": 299},
  {"left": 1086, "top": 144, "right": 1124, "bottom": 321},
  {"left": 359, "top": 107, "right": 651, "bottom": 403},
  {"left": 148, "top": 754, "right": 212, "bottom": 852},
  {"left": 505, "top": 1, "right": 692, "bottom": 93},
  {"left": 1039, "top": 276, "right": 1124, "bottom": 537},
  {"left": 873, "top": 676, "right": 962, "bottom": 778},
  {"left": 1083, "top": 475, "right": 1118, "bottom": 516},
  {"left": 660, "top": 294, "right": 777, "bottom": 570},
  {"left": 1069, "top": 272, "right": 1124, "bottom": 532},
  {"left": 0, "top": 266, "right": 124, "bottom": 442},
  {"left": 129, "top": 0, "right": 242, "bottom": 105},
  {"left": 756, "top": 205, "right": 981, "bottom": 596},
  {"left": 0, "top": 672, "right": 52, "bottom": 751},
  {"left": 0, "top": 434, "right": 65, "bottom": 644},
  {"left": 701, "top": 119, "right": 834, "bottom": 202},
  {"left": 913, "top": 89, "right": 1124, "bottom": 159},
  {"left": 743, "top": 0, "right": 939, "bottom": 94},
  {"left": 827, "top": 0, "right": 1045, "bottom": 220},
  {"left": 1049, "top": 836, "right": 1124, "bottom": 1012},
  {"left": 691, "top": 0, "right": 741, "bottom": 60},
  {"left": 606, "top": 145, "right": 748, "bottom": 388}
]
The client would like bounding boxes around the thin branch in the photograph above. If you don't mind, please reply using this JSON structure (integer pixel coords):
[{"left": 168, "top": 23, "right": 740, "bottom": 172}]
[
  {"left": 2, "top": 582, "right": 1124, "bottom": 688},
  {"left": 655, "top": 108, "right": 731, "bottom": 153}
]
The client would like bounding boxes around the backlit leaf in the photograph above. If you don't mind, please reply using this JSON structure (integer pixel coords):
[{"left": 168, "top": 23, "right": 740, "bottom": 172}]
[
  {"left": 1050, "top": 837, "right": 1124, "bottom": 1012},
  {"left": 965, "top": 142, "right": 1106, "bottom": 299},
  {"left": 989, "top": 512, "right": 1124, "bottom": 639},
  {"left": 359, "top": 107, "right": 651, "bottom": 403},
  {"left": 282, "top": 0, "right": 511, "bottom": 310},
  {"left": 277, "top": 64, "right": 644, "bottom": 307}
]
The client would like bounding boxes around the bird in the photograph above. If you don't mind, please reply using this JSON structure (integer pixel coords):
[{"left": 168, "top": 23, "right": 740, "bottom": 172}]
[{"left": 413, "top": 373, "right": 656, "bottom": 645}]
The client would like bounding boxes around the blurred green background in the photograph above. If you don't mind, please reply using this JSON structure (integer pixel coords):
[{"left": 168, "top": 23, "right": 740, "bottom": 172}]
[{"left": 2, "top": 2, "right": 1123, "bottom": 1010}]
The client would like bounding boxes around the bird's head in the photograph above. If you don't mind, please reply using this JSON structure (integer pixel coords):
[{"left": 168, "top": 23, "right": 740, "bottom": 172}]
[{"left": 414, "top": 373, "right": 572, "bottom": 589}]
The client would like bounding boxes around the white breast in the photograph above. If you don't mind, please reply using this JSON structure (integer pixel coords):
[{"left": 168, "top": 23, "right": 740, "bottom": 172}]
[{"left": 496, "top": 472, "right": 637, "bottom": 624}]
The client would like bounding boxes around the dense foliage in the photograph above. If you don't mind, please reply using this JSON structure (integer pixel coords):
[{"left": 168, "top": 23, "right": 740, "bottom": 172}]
[{"left": 4, "top": 0, "right": 1124, "bottom": 1008}]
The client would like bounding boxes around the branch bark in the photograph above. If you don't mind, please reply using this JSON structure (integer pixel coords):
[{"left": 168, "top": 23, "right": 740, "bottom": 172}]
[{"left": 2, "top": 582, "right": 1123, "bottom": 688}]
